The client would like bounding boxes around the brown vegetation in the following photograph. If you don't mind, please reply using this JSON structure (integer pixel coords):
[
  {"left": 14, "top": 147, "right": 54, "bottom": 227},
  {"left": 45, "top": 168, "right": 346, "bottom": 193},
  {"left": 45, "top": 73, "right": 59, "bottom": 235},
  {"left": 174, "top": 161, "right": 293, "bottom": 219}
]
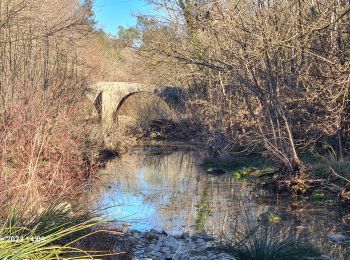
[
  {"left": 0, "top": 0, "right": 98, "bottom": 214},
  {"left": 2, "top": 0, "right": 350, "bottom": 212},
  {"left": 127, "top": 0, "right": 350, "bottom": 180}
]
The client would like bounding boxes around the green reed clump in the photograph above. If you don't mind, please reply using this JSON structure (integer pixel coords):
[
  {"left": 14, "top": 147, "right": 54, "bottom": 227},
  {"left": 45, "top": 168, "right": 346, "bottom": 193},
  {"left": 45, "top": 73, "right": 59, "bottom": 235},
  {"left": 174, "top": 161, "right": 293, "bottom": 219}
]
[
  {"left": 0, "top": 202, "right": 112, "bottom": 260},
  {"left": 219, "top": 214, "right": 322, "bottom": 260}
]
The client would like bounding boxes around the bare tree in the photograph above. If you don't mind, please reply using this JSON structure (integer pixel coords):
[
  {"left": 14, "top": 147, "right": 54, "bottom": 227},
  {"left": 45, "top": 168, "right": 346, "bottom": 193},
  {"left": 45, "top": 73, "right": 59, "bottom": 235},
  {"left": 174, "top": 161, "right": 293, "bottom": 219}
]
[{"left": 136, "top": 0, "right": 350, "bottom": 175}]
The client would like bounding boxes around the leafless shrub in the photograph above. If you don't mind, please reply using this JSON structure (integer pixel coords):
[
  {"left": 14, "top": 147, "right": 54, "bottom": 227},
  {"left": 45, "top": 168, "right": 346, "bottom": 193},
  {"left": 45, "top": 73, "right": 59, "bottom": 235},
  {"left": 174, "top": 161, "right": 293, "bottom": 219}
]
[
  {"left": 135, "top": 0, "right": 350, "bottom": 175},
  {"left": 0, "top": 0, "right": 97, "bottom": 212}
]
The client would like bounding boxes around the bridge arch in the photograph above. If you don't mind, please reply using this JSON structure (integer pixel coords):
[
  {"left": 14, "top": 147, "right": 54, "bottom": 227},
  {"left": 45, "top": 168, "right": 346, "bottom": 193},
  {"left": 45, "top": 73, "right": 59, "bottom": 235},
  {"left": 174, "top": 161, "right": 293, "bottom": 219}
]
[
  {"left": 112, "top": 91, "right": 173, "bottom": 124},
  {"left": 86, "top": 82, "right": 180, "bottom": 148}
]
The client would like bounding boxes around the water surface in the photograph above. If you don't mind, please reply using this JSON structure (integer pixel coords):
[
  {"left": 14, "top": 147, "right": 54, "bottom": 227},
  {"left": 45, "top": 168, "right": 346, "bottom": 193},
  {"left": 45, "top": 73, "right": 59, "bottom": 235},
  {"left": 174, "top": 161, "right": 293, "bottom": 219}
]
[{"left": 86, "top": 144, "right": 350, "bottom": 259}]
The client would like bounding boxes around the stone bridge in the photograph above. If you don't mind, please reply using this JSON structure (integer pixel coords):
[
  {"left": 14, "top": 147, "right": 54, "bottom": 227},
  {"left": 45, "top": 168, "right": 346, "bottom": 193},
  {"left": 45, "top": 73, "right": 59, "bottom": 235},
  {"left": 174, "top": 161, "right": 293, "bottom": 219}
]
[
  {"left": 88, "top": 82, "right": 145, "bottom": 125},
  {"left": 85, "top": 82, "right": 186, "bottom": 148},
  {"left": 87, "top": 82, "right": 176, "bottom": 129}
]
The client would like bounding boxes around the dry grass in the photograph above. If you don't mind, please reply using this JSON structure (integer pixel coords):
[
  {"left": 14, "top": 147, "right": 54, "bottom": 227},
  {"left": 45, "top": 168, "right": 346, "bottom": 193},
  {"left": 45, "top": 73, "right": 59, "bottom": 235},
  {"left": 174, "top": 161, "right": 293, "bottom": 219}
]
[
  {"left": 0, "top": 94, "right": 95, "bottom": 217},
  {"left": 0, "top": 0, "right": 99, "bottom": 215}
]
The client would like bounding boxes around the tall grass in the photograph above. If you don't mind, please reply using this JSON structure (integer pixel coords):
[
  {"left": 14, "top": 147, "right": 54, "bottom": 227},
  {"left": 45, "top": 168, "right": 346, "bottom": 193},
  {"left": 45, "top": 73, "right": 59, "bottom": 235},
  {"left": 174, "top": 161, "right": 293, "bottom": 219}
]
[
  {"left": 0, "top": 0, "right": 98, "bottom": 213},
  {"left": 0, "top": 95, "right": 95, "bottom": 214},
  {"left": 0, "top": 202, "right": 113, "bottom": 260},
  {"left": 220, "top": 214, "right": 322, "bottom": 260}
]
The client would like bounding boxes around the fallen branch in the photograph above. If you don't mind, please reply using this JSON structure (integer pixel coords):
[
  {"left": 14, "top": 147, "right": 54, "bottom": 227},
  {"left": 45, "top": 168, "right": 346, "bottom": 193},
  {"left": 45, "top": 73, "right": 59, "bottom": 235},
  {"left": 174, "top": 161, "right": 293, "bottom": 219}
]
[{"left": 329, "top": 167, "right": 350, "bottom": 185}]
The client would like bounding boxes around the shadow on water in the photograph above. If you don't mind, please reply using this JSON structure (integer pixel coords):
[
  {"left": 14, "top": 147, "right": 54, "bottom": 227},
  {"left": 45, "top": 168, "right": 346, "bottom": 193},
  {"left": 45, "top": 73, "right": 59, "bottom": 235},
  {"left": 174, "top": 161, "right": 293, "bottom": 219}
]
[{"left": 84, "top": 143, "right": 350, "bottom": 259}]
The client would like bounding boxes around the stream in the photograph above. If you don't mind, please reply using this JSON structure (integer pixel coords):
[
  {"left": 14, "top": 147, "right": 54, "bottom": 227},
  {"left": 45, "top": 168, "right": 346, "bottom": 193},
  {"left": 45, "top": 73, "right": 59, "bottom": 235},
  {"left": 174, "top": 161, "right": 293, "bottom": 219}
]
[{"left": 85, "top": 143, "right": 350, "bottom": 259}]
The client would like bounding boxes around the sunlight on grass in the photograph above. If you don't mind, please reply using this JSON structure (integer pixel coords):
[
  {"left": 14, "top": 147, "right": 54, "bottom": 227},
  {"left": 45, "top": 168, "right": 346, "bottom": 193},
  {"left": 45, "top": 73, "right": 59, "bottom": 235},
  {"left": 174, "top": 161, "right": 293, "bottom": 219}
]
[{"left": 0, "top": 202, "right": 116, "bottom": 260}]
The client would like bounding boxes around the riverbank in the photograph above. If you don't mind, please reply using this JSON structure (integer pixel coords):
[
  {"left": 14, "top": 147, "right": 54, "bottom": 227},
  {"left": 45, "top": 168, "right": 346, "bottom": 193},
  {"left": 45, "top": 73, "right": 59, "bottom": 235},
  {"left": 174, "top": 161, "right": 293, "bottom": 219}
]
[
  {"left": 106, "top": 228, "right": 236, "bottom": 260},
  {"left": 200, "top": 152, "right": 350, "bottom": 206},
  {"left": 85, "top": 224, "right": 336, "bottom": 260}
]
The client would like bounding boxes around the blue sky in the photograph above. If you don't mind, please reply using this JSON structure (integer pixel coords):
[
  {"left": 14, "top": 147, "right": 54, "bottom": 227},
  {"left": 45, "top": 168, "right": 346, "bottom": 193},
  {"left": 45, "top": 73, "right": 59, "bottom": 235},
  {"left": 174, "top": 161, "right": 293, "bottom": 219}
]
[{"left": 93, "top": 0, "right": 154, "bottom": 35}]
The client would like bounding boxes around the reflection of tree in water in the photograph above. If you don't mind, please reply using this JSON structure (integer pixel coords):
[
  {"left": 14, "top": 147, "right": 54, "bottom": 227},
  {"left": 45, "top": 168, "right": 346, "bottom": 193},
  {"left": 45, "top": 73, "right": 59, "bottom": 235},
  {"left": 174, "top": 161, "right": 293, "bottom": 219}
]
[
  {"left": 195, "top": 187, "right": 210, "bottom": 231},
  {"left": 291, "top": 208, "right": 350, "bottom": 259},
  {"left": 134, "top": 150, "right": 252, "bottom": 235},
  {"left": 86, "top": 147, "right": 350, "bottom": 257},
  {"left": 88, "top": 148, "right": 258, "bottom": 235}
]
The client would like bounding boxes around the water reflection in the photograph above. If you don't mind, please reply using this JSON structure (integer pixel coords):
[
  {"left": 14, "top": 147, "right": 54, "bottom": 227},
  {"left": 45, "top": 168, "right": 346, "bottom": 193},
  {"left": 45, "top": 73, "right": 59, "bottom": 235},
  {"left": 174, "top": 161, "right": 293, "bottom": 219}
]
[{"left": 87, "top": 145, "right": 350, "bottom": 259}]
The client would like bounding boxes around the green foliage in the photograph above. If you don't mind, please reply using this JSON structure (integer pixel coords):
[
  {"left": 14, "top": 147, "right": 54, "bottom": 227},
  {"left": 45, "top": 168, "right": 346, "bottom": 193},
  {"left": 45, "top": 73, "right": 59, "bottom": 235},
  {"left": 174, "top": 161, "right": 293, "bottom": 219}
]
[
  {"left": 232, "top": 167, "right": 250, "bottom": 180},
  {"left": 97, "top": 30, "right": 121, "bottom": 60},
  {"left": 117, "top": 26, "right": 140, "bottom": 47},
  {"left": 0, "top": 202, "right": 108, "bottom": 260},
  {"left": 311, "top": 156, "right": 350, "bottom": 180},
  {"left": 268, "top": 213, "right": 281, "bottom": 223},
  {"left": 298, "top": 151, "right": 319, "bottom": 164},
  {"left": 219, "top": 215, "right": 322, "bottom": 260},
  {"left": 202, "top": 155, "right": 277, "bottom": 180},
  {"left": 228, "top": 236, "right": 320, "bottom": 260},
  {"left": 310, "top": 191, "right": 327, "bottom": 202}
]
